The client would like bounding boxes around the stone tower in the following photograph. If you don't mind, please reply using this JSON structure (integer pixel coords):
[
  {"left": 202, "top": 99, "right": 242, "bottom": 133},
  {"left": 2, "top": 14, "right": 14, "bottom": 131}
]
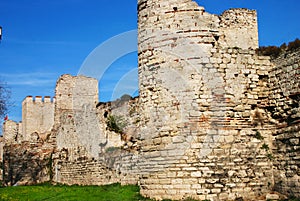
[
  {"left": 2, "top": 0, "right": 299, "bottom": 199},
  {"left": 54, "top": 74, "right": 102, "bottom": 159},
  {"left": 137, "top": 0, "right": 274, "bottom": 200},
  {"left": 22, "top": 96, "right": 54, "bottom": 140}
]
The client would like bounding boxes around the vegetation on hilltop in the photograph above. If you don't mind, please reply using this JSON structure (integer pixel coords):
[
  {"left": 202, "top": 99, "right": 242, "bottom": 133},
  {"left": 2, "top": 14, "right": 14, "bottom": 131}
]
[{"left": 257, "top": 38, "right": 300, "bottom": 59}]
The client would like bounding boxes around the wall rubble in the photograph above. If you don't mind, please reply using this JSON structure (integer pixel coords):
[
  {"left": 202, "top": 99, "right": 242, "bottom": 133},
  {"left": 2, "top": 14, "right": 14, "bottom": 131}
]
[{"left": 2, "top": 140, "right": 54, "bottom": 186}]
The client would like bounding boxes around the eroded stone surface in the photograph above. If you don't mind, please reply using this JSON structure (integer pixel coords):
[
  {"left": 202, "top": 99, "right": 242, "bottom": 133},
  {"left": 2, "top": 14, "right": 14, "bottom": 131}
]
[{"left": 0, "top": 0, "right": 299, "bottom": 200}]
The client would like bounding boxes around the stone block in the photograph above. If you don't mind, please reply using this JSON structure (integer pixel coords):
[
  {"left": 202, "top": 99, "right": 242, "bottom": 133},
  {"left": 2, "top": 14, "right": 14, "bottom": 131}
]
[
  {"left": 196, "top": 188, "right": 211, "bottom": 195},
  {"left": 191, "top": 171, "right": 202, "bottom": 177},
  {"left": 172, "top": 179, "right": 183, "bottom": 185},
  {"left": 266, "top": 193, "right": 280, "bottom": 200},
  {"left": 206, "top": 178, "right": 219, "bottom": 184}
]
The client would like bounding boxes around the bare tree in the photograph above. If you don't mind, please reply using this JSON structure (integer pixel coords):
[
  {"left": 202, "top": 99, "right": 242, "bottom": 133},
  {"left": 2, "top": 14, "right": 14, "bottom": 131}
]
[{"left": 0, "top": 79, "right": 11, "bottom": 120}]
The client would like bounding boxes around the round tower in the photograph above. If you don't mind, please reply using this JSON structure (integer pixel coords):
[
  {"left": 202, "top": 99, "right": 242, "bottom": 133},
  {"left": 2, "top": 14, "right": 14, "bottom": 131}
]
[
  {"left": 137, "top": 0, "right": 220, "bottom": 127},
  {"left": 137, "top": 0, "right": 223, "bottom": 200},
  {"left": 137, "top": 1, "right": 274, "bottom": 200}
]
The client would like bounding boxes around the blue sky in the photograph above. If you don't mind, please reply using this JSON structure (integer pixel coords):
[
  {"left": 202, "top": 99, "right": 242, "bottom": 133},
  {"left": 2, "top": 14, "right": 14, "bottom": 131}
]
[{"left": 0, "top": 0, "right": 299, "bottom": 122}]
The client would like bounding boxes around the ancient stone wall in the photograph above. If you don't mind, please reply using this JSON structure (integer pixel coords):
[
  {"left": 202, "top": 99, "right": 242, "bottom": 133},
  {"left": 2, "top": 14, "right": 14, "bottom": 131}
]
[
  {"left": 22, "top": 96, "right": 54, "bottom": 141},
  {"left": 1, "top": 96, "right": 55, "bottom": 185},
  {"left": 137, "top": 0, "right": 276, "bottom": 200},
  {"left": 268, "top": 49, "right": 300, "bottom": 197},
  {"left": 54, "top": 75, "right": 101, "bottom": 159},
  {"left": 219, "top": 9, "right": 258, "bottom": 50},
  {"left": 96, "top": 98, "right": 139, "bottom": 151},
  {"left": 96, "top": 101, "right": 126, "bottom": 151},
  {"left": 2, "top": 120, "right": 22, "bottom": 143},
  {"left": 1, "top": 0, "right": 299, "bottom": 200},
  {"left": 137, "top": 48, "right": 275, "bottom": 200},
  {"left": 53, "top": 92, "right": 141, "bottom": 186},
  {"left": 52, "top": 75, "right": 140, "bottom": 186},
  {"left": 2, "top": 140, "right": 54, "bottom": 186},
  {"left": 54, "top": 150, "right": 140, "bottom": 186}
]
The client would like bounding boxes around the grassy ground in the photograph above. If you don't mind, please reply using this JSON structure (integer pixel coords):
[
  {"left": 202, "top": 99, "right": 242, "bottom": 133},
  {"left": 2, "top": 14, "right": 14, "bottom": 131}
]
[
  {"left": 0, "top": 183, "right": 153, "bottom": 201},
  {"left": 1, "top": 183, "right": 299, "bottom": 201}
]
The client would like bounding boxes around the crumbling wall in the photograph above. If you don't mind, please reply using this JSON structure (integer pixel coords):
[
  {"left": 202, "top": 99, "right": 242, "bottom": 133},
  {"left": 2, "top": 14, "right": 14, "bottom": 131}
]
[
  {"left": 137, "top": 0, "right": 275, "bottom": 200},
  {"left": 1, "top": 0, "right": 299, "bottom": 200},
  {"left": 96, "top": 97, "right": 140, "bottom": 150},
  {"left": 1, "top": 96, "right": 55, "bottom": 186},
  {"left": 2, "top": 120, "right": 20, "bottom": 143},
  {"left": 96, "top": 101, "right": 127, "bottom": 151},
  {"left": 220, "top": 9, "right": 259, "bottom": 50},
  {"left": 53, "top": 75, "right": 140, "bottom": 185},
  {"left": 54, "top": 150, "right": 140, "bottom": 186},
  {"left": 22, "top": 96, "right": 54, "bottom": 141},
  {"left": 137, "top": 48, "right": 276, "bottom": 201},
  {"left": 54, "top": 93, "right": 141, "bottom": 186},
  {"left": 2, "top": 140, "right": 54, "bottom": 186},
  {"left": 268, "top": 49, "right": 300, "bottom": 197},
  {"left": 54, "top": 74, "right": 101, "bottom": 159}
]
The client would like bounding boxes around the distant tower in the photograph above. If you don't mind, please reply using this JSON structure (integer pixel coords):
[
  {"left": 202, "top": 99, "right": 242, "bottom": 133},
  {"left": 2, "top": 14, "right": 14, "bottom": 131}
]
[{"left": 22, "top": 96, "right": 55, "bottom": 140}]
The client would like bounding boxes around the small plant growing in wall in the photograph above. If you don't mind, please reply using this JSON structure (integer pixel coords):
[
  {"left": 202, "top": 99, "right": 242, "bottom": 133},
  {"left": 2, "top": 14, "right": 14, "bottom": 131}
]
[
  {"left": 260, "top": 143, "right": 274, "bottom": 161},
  {"left": 261, "top": 143, "right": 270, "bottom": 151},
  {"left": 253, "top": 130, "right": 274, "bottom": 161},
  {"left": 106, "top": 115, "right": 127, "bottom": 134},
  {"left": 254, "top": 130, "right": 264, "bottom": 140},
  {"left": 266, "top": 153, "right": 274, "bottom": 160},
  {"left": 105, "top": 147, "right": 121, "bottom": 153}
]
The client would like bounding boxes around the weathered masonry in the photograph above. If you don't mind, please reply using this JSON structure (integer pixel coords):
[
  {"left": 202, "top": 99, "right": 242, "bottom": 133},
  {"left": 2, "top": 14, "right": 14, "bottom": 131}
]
[{"left": 1, "top": 0, "right": 299, "bottom": 200}]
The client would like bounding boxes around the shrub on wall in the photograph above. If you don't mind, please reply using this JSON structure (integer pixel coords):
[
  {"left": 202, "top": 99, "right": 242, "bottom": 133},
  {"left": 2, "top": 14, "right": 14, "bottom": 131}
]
[{"left": 106, "top": 115, "right": 127, "bottom": 134}]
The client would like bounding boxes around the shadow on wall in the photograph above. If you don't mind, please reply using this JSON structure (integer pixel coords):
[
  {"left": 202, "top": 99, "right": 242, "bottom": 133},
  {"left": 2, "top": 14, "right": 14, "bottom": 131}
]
[{"left": 2, "top": 142, "right": 53, "bottom": 186}]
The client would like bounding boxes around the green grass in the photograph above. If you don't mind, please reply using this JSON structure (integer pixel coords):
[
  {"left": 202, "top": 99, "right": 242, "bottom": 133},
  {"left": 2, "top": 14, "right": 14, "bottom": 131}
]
[
  {"left": 2, "top": 184, "right": 298, "bottom": 201},
  {"left": 0, "top": 183, "right": 153, "bottom": 201}
]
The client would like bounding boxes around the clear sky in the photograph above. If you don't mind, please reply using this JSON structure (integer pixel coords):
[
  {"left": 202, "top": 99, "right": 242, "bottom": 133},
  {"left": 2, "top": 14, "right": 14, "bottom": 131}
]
[{"left": 0, "top": 0, "right": 299, "bottom": 122}]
